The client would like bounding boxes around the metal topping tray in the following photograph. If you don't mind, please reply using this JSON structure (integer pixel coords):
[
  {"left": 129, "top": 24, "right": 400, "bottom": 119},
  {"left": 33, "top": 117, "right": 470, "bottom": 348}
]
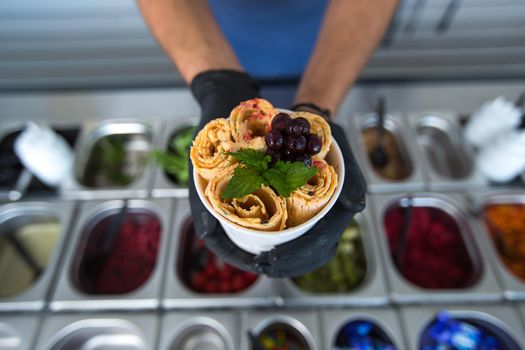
[
  {"left": 321, "top": 308, "right": 407, "bottom": 350},
  {"left": 370, "top": 192, "right": 502, "bottom": 303},
  {"left": 152, "top": 118, "right": 198, "bottom": 198},
  {"left": 407, "top": 111, "right": 487, "bottom": 191},
  {"left": 50, "top": 199, "right": 172, "bottom": 310},
  {"left": 159, "top": 312, "right": 238, "bottom": 350},
  {"left": 466, "top": 190, "right": 525, "bottom": 300},
  {"left": 162, "top": 199, "right": 275, "bottom": 309},
  {"left": 278, "top": 202, "right": 389, "bottom": 307},
  {"left": 60, "top": 119, "right": 163, "bottom": 200},
  {"left": 0, "top": 200, "right": 75, "bottom": 311},
  {"left": 400, "top": 304, "right": 525, "bottom": 350},
  {"left": 347, "top": 112, "right": 426, "bottom": 193},
  {"left": 35, "top": 313, "right": 158, "bottom": 350},
  {"left": 240, "top": 311, "right": 320, "bottom": 350},
  {"left": 0, "top": 121, "right": 82, "bottom": 201}
]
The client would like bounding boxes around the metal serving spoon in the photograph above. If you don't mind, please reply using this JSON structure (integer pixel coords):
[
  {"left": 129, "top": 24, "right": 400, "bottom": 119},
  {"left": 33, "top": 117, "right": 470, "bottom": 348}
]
[{"left": 369, "top": 96, "right": 389, "bottom": 168}]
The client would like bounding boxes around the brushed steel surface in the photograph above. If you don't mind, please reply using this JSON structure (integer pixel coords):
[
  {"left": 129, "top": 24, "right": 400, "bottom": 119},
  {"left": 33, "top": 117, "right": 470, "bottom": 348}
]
[
  {"left": 0, "top": 315, "right": 42, "bottom": 350},
  {"left": 518, "top": 303, "right": 525, "bottom": 328}
]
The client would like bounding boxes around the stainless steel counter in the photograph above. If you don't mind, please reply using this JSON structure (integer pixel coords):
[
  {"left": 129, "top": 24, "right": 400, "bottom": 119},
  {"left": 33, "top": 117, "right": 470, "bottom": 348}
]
[{"left": 0, "top": 81, "right": 524, "bottom": 349}]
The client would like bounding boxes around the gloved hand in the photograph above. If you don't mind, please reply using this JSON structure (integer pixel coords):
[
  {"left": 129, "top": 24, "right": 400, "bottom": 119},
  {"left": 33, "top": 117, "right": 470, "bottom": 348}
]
[{"left": 188, "top": 70, "right": 367, "bottom": 278}]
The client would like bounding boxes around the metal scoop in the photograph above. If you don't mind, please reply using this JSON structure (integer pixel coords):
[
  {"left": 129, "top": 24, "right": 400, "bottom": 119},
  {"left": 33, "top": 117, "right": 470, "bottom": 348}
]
[
  {"left": 369, "top": 96, "right": 389, "bottom": 168},
  {"left": 394, "top": 197, "right": 413, "bottom": 272},
  {"left": 4, "top": 229, "right": 43, "bottom": 280},
  {"left": 81, "top": 200, "right": 128, "bottom": 290}
]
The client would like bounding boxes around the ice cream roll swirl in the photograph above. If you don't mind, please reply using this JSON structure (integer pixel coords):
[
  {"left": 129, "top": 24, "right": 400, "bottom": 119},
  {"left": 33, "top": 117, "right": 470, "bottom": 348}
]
[
  {"left": 229, "top": 98, "right": 276, "bottom": 151},
  {"left": 286, "top": 159, "right": 338, "bottom": 227},
  {"left": 190, "top": 118, "right": 236, "bottom": 180},
  {"left": 205, "top": 170, "right": 288, "bottom": 231},
  {"left": 293, "top": 111, "right": 332, "bottom": 161}
]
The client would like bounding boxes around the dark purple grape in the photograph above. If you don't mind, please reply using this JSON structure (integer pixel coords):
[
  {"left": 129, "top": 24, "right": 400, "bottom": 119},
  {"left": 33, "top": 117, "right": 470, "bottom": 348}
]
[
  {"left": 284, "top": 135, "right": 295, "bottom": 152},
  {"left": 282, "top": 148, "right": 293, "bottom": 160},
  {"left": 294, "top": 117, "right": 310, "bottom": 135},
  {"left": 294, "top": 154, "right": 312, "bottom": 167},
  {"left": 286, "top": 119, "right": 304, "bottom": 136},
  {"left": 290, "top": 135, "right": 306, "bottom": 154},
  {"left": 285, "top": 122, "right": 294, "bottom": 136},
  {"left": 272, "top": 113, "right": 292, "bottom": 131},
  {"left": 306, "top": 134, "right": 322, "bottom": 155},
  {"left": 265, "top": 147, "right": 279, "bottom": 157},
  {"left": 266, "top": 148, "right": 282, "bottom": 164},
  {"left": 265, "top": 130, "right": 284, "bottom": 151}
]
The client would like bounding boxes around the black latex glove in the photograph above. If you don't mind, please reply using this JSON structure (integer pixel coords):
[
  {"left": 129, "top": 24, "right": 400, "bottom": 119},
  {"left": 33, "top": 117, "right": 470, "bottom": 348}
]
[{"left": 188, "top": 70, "right": 366, "bottom": 277}]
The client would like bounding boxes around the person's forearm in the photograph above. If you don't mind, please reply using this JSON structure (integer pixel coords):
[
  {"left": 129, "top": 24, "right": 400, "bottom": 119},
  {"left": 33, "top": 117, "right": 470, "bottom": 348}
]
[
  {"left": 294, "top": 0, "right": 399, "bottom": 117},
  {"left": 137, "top": 0, "right": 242, "bottom": 83}
]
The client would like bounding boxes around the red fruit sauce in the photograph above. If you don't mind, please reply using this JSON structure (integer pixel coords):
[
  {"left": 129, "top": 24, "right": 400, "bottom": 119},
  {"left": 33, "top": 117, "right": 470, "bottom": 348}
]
[
  {"left": 75, "top": 210, "right": 161, "bottom": 294},
  {"left": 178, "top": 219, "right": 258, "bottom": 294},
  {"left": 384, "top": 205, "right": 477, "bottom": 289}
]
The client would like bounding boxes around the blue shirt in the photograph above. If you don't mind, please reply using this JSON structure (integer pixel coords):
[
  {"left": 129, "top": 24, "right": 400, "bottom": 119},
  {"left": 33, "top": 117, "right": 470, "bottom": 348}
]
[{"left": 209, "top": 0, "right": 328, "bottom": 80}]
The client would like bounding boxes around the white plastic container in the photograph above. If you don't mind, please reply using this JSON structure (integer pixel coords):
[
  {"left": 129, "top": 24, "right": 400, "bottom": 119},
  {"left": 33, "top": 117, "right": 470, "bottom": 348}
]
[
  {"left": 464, "top": 97, "right": 522, "bottom": 148},
  {"left": 476, "top": 130, "right": 525, "bottom": 183},
  {"left": 194, "top": 136, "right": 345, "bottom": 255}
]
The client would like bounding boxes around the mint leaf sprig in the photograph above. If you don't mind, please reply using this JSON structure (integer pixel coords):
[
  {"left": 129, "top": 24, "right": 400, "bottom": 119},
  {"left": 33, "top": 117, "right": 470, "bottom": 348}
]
[
  {"left": 151, "top": 126, "right": 196, "bottom": 186},
  {"left": 221, "top": 149, "right": 318, "bottom": 199}
]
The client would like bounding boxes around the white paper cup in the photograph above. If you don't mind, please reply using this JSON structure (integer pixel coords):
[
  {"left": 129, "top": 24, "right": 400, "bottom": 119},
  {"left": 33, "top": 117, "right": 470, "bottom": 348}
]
[{"left": 194, "top": 136, "right": 344, "bottom": 255}]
